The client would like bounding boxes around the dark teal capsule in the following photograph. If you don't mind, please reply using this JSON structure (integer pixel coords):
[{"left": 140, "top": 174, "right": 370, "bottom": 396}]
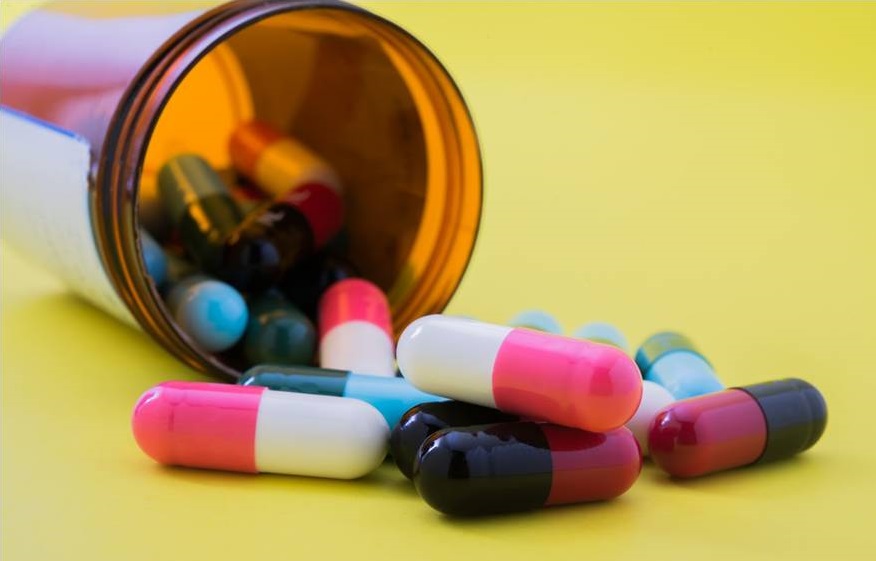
[{"left": 244, "top": 291, "right": 316, "bottom": 366}]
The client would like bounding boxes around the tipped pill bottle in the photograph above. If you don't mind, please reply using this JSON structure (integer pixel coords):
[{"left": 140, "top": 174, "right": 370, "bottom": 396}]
[{"left": 0, "top": 1, "right": 481, "bottom": 379}]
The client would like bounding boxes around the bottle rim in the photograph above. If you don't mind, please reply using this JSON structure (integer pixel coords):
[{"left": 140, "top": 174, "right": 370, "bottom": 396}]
[{"left": 93, "top": 0, "right": 482, "bottom": 379}]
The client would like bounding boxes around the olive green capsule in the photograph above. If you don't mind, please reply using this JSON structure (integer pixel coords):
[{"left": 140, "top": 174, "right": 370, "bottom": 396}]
[{"left": 158, "top": 154, "right": 243, "bottom": 270}]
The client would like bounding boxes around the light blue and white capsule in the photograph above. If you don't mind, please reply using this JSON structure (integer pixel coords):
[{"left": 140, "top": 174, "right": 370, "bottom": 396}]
[
  {"left": 239, "top": 364, "right": 446, "bottom": 428},
  {"left": 635, "top": 332, "right": 724, "bottom": 400},
  {"left": 508, "top": 310, "right": 562, "bottom": 334},
  {"left": 572, "top": 322, "right": 629, "bottom": 352},
  {"left": 165, "top": 275, "right": 249, "bottom": 352}
]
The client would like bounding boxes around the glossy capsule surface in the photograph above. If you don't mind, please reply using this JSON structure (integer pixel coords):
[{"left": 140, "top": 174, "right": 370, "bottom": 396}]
[
  {"left": 390, "top": 401, "right": 519, "bottom": 478},
  {"left": 218, "top": 182, "right": 344, "bottom": 291},
  {"left": 636, "top": 332, "right": 724, "bottom": 399},
  {"left": 318, "top": 278, "right": 395, "bottom": 376},
  {"left": 158, "top": 154, "right": 243, "bottom": 270},
  {"left": 414, "top": 423, "right": 641, "bottom": 516},
  {"left": 397, "top": 315, "right": 642, "bottom": 432},
  {"left": 240, "top": 364, "right": 445, "bottom": 429},
  {"left": 649, "top": 378, "right": 827, "bottom": 477},
  {"left": 626, "top": 381, "right": 675, "bottom": 455},
  {"left": 165, "top": 276, "right": 248, "bottom": 352},
  {"left": 132, "top": 382, "right": 388, "bottom": 479},
  {"left": 243, "top": 291, "right": 316, "bottom": 366}
]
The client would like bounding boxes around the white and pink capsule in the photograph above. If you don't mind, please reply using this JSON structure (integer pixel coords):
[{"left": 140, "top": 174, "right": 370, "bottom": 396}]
[
  {"left": 318, "top": 278, "right": 395, "bottom": 377},
  {"left": 131, "top": 382, "right": 388, "bottom": 479},
  {"left": 397, "top": 315, "right": 643, "bottom": 433}
]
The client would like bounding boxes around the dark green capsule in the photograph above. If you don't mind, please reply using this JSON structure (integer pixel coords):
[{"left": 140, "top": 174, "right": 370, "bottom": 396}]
[{"left": 244, "top": 291, "right": 316, "bottom": 366}]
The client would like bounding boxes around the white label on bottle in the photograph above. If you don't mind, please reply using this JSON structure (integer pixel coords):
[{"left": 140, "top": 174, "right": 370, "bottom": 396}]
[{"left": 0, "top": 108, "right": 136, "bottom": 326}]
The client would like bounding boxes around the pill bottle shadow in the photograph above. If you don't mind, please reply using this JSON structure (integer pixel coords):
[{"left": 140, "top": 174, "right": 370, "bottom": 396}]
[{"left": 1, "top": 0, "right": 482, "bottom": 380}]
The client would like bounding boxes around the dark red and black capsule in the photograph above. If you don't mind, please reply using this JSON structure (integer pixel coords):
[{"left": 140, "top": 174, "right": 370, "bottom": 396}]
[
  {"left": 217, "top": 183, "right": 343, "bottom": 292},
  {"left": 390, "top": 401, "right": 520, "bottom": 479},
  {"left": 413, "top": 422, "right": 642, "bottom": 517},
  {"left": 649, "top": 378, "right": 827, "bottom": 478}
]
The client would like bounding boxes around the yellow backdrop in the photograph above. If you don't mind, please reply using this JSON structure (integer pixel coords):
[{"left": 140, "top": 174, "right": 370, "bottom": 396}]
[{"left": 2, "top": 2, "right": 874, "bottom": 560}]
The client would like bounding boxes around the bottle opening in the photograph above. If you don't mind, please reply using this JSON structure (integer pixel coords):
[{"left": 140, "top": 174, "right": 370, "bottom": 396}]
[{"left": 128, "top": 5, "right": 481, "bottom": 377}]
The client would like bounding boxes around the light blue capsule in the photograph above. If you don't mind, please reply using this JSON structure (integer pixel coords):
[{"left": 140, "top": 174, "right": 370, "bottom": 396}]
[
  {"left": 572, "top": 322, "right": 629, "bottom": 352},
  {"left": 140, "top": 230, "right": 168, "bottom": 288},
  {"left": 635, "top": 332, "right": 724, "bottom": 400},
  {"left": 343, "top": 373, "right": 447, "bottom": 428},
  {"left": 508, "top": 310, "right": 562, "bottom": 334},
  {"left": 165, "top": 276, "right": 249, "bottom": 352}
]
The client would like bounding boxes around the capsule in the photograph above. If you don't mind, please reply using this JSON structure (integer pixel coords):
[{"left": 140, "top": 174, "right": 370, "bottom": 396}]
[
  {"left": 573, "top": 322, "right": 629, "bottom": 351},
  {"left": 158, "top": 154, "right": 243, "bottom": 270},
  {"left": 414, "top": 423, "right": 641, "bottom": 516},
  {"left": 218, "top": 182, "right": 344, "bottom": 291},
  {"left": 280, "top": 253, "right": 359, "bottom": 318},
  {"left": 240, "top": 364, "right": 445, "bottom": 429},
  {"left": 318, "top": 278, "right": 395, "bottom": 376},
  {"left": 397, "top": 315, "right": 642, "bottom": 432},
  {"left": 390, "top": 401, "right": 520, "bottom": 479},
  {"left": 649, "top": 378, "right": 827, "bottom": 478},
  {"left": 140, "top": 229, "right": 168, "bottom": 288},
  {"left": 626, "top": 381, "right": 675, "bottom": 455},
  {"left": 133, "top": 382, "right": 388, "bottom": 478},
  {"left": 229, "top": 121, "right": 342, "bottom": 198},
  {"left": 636, "top": 332, "right": 724, "bottom": 399},
  {"left": 508, "top": 310, "right": 562, "bottom": 334},
  {"left": 244, "top": 291, "right": 316, "bottom": 366},
  {"left": 165, "top": 276, "right": 248, "bottom": 352}
]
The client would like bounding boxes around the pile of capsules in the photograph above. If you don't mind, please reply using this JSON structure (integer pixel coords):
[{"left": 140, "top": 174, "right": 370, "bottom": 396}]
[
  {"left": 132, "top": 126, "right": 827, "bottom": 516},
  {"left": 133, "top": 307, "right": 828, "bottom": 517},
  {"left": 141, "top": 121, "right": 372, "bottom": 371}
]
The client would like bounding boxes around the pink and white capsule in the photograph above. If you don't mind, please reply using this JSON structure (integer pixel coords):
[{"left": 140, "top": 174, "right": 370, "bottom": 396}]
[
  {"left": 397, "top": 315, "right": 643, "bottom": 433},
  {"left": 318, "top": 278, "right": 395, "bottom": 377},
  {"left": 132, "top": 382, "right": 388, "bottom": 479}
]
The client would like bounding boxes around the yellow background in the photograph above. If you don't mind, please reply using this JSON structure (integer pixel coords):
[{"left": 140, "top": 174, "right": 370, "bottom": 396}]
[{"left": 2, "top": 2, "right": 875, "bottom": 560}]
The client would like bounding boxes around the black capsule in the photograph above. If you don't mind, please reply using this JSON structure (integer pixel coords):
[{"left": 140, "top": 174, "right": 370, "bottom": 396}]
[
  {"left": 279, "top": 253, "right": 359, "bottom": 318},
  {"left": 390, "top": 401, "right": 519, "bottom": 479}
]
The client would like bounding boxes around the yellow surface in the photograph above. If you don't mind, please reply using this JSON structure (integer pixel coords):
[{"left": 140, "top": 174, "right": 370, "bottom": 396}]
[{"left": 2, "top": 2, "right": 876, "bottom": 560}]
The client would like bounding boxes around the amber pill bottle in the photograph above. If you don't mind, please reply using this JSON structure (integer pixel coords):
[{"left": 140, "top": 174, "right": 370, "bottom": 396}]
[{"left": 0, "top": 1, "right": 481, "bottom": 379}]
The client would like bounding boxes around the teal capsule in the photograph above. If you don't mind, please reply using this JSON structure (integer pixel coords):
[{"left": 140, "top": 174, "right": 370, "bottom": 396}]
[
  {"left": 508, "top": 310, "right": 562, "bottom": 334},
  {"left": 139, "top": 230, "right": 168, "bottom": 288},
  {"left": 572, "top": 322, "right": 629, "bottom": 352},
  {"left": 165, "top": 275, "right": 249, "bottom": 352},
  {"left": 244, "top": 291, "right": 316, "bottom": 366},
  {"left": 239, "top": 365, "right": 446, "bottom": 428},
  {"left": 635, "top": 332, "right": 724, "bottom": 400},
  {"left": 158, "top": 154, "right": 243, "bottom": 270}
]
